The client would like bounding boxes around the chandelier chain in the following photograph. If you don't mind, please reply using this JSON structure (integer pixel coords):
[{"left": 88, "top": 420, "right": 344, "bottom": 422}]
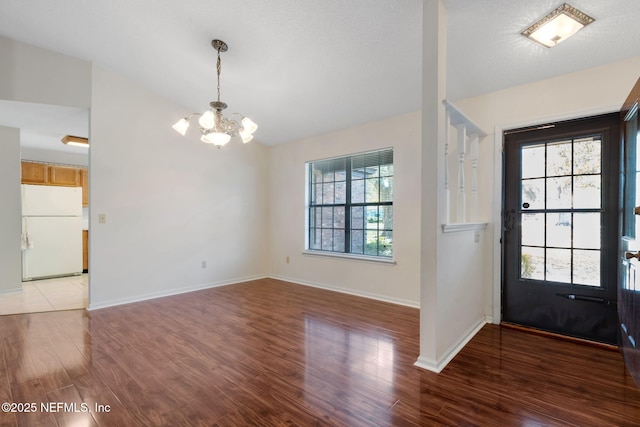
[{"left": 216, "top": 47, "right": 222, "bottom": 102}]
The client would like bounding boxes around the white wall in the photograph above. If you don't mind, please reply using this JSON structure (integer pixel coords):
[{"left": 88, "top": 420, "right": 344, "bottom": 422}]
[
  {"left": 0, "top": 126, "right": 22, "bottom": 293},
  {"left": 454, "top": 55, "right": 640, "bottom": 323},
  {"left": 0, "top": 36, "right": 91, "bottom": 107},
  {"left": 89, "top": 65, "right": 269, "bottom": 309},
  {"left": 268, "top": 112, "right": 421, "bottom": 306}
]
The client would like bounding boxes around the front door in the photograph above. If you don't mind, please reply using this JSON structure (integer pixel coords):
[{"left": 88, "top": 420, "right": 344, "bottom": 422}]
[
  {"left": 620, "top": 77, "right": 640, "bottom": 385},
  {"left": 503, "top": 113, "right": 620, "bottom": 344}
]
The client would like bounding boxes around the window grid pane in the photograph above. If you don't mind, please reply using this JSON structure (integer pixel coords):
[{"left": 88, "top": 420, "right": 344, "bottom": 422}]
[{"left": 308, "top": 149, "right": 393, "bottom": 257}]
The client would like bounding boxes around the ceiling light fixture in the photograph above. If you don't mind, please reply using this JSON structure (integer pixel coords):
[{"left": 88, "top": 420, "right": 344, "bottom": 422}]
[
  {"left": 61, "top": 135, "right": 89, "bottom": 147},
  {"left": 522, "top": 3, "right": 594, "bottom": 48},
  {"left": 172, "top": 39, "right": 257, "bottom": 148}
]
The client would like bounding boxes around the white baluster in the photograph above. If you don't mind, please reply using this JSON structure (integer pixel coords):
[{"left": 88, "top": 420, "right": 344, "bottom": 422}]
[
  {"left": 469, "top": 133, "right": 479, "bottom": 222},
  {"left": 456, "top": 124, "right": 466, "bottom": 223}
]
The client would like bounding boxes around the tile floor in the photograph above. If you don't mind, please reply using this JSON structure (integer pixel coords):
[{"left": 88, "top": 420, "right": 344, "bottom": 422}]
[{"left": 0, "top": 274, "right": 88, "bottom": 315}]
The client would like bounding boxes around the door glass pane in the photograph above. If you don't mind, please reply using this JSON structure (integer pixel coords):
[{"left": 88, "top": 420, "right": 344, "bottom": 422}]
[
  {"left": 518, "top": 135, "right": 604, "bottom": 288},
  {"left": 522, "top": 213, "right": 544, "bottom": 246},
  {"left": 546, "top": 213, "right": 571, "bottom": 248},
  {"left": 573, "top": 249, "right": 600, "bottom": 287},
  {"left": 547, "top": 177, "right": 571, "bottom": 209},
  {"left": 522, "top": 145, "right": 545, "bottom": 178},
  {"left": 574, "top": 138, "right": 601, "bottom": 174},
  {"left": 547, "top": 141, "right": 572, "bottom": 176},
  {"left": 521, "top": 246, "right": 544, "bottom": 280},
  {"left": 546, "top": 248, "right": 571, "bottom": 283},
  {"left": 573, "top": 213, "right": 600, "bottom": 249},
  {"left": 522, "top": 178, "right": 545, "bottom": 209},
  {"left": 574, "top": 175, "right": 601, "bottom": 209}
]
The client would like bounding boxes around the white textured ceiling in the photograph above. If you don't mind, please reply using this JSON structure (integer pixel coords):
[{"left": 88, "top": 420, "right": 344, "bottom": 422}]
[{"left": 0, "top": 0, "right": 639, "bottom": 149}]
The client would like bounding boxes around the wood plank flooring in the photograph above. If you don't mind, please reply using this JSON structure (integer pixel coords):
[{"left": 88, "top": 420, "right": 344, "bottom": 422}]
[{"left": 1, "top": 277, "right": 640, "bottom": 426}]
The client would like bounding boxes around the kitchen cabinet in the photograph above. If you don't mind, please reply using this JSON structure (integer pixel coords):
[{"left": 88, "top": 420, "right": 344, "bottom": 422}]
[
  {"left": 21, "top": 161, "right": 89, "bottom": 206},
  {"left": 21, "top": 162, "right": 48, "bottom": 184},
  {"left": 49, "top": 165, "right": 80, "bottom": 186},
  {"left": 82, "top": 230, "right": 88, "bottom": 272},
  {"left": 80, "top": 168, "right": 88, "bottom": 206}
]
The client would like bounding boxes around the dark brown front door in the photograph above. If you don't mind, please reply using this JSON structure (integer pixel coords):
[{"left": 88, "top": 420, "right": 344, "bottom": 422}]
[{"left": 503, "top": 113, "right": 620, "bottom": 344}]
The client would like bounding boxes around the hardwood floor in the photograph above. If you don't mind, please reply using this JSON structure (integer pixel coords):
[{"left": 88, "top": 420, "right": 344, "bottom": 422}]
[{"left": 1, "top": 277, "right": 639, "bottom": 426}]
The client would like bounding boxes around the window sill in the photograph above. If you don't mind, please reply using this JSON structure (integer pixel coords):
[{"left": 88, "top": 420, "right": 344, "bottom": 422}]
[
  {"left": 302, "top": 250, "right": 397, "bottom": 265},
  {"left": 441, "top": 222, "right": 488, "bottom": 233}
]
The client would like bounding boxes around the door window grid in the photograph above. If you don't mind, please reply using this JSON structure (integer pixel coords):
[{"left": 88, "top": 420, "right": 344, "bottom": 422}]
[
  {"left": 520, "top": 137, "right": 602, "bottom": 287},
  {"left": 308, "top": 149, "right": 393, "bottom": 257}
]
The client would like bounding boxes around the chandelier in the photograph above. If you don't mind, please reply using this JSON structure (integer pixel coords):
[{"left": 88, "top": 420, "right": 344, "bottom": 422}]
[{"left": 172, "top": 39, "right": 257, "bottom": 147}]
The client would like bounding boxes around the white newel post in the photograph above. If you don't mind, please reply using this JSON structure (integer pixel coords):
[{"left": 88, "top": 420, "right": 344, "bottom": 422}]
[
  {"left": 455, "top": 124, "right": 466, "bottom": 223},
  {"left": 469, "top": 133, "right": 479, "bottom": 222}
]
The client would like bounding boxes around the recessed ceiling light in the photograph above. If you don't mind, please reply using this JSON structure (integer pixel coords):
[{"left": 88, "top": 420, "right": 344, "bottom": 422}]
[{"left": 522, "top": 3, "right": 594, "bottom": 48}]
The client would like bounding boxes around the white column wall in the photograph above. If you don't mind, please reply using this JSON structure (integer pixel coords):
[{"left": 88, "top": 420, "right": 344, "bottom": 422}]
[
  {"left": 416, "top": 0, "right": 488, "bottom": 373},
  {"left": 0, "top": 126, "right": 22, "bottom": 293}
]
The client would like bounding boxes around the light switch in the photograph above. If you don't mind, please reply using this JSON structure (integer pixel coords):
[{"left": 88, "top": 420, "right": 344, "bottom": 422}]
[{"left": 98, "top": 213, "right": 107, "bottom": 224}]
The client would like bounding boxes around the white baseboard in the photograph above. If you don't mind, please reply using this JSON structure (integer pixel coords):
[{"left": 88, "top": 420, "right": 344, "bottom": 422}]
[
  {"left": 87, "top": 274, "right": 268, "bottom": 311},
  {"left": 268, "top": 274, "right": 420, "bottom": 309},
  {"left": 0, "top": 286, "right": 23, "bottom": 295},
  {"left": 414, "top": 317, "right": 487, "bottom": 373}
]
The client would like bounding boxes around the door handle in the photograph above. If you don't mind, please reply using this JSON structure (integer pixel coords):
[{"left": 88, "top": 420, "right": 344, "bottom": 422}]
[
  {"left": 635, "top": 206, "right": 640, "bottom": 215},
  {"left": 625, "top": 251, "right": 640, "bottom": 260}
]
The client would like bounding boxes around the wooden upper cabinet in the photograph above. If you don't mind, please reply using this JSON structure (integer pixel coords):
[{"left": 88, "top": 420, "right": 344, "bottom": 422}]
[
  {"left": 20, "top": 162, "right": 89, "bottom": 206},
  {"left": 21, "top": 162, "right": 48, "bottom": 184},
  {"left": 49, "top": 165, "right": 80, "bottom": 186},
  {"left": 80, "top": 168, "right": 89, "bottom": 206}
]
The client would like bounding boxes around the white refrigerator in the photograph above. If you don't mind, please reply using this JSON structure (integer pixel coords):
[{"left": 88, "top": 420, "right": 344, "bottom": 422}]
[{"left": 21, "top": 184, "right": 83, "bottom": 281}]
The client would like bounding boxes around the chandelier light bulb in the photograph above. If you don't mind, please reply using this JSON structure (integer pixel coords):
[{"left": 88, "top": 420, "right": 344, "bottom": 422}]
[
  {"left": 211, "top": 132, "right": 231, "bottom": 147},
  {"left": 198, "top": 110, "right": 215, "bottom": 130}
]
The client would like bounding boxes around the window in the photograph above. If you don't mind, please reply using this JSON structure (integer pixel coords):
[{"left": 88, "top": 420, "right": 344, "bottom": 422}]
[{"left": 307, "top": 148, "right": 393, "bottom": 258}]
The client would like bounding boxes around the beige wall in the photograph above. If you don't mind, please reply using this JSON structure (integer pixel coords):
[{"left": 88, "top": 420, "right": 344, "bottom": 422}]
[
  {"left": 268, "top": 112, "right": 421, "bottom": 306},
  {"left": 89, "top": 65, "right": 270, "bottom": 308},
  {"left": 454, "top": 55, "right": 640, "bottom": 323}
]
